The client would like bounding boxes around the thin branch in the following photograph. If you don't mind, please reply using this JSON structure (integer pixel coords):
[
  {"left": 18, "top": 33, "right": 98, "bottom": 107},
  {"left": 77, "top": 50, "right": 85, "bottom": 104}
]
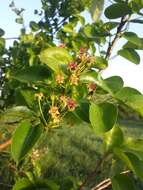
[
  {"left": 91, "top": 170, "right": 130, "bottom": 190},
  {"left": 105, "top": 15, "right": 129, "bottom": 60},
  {"left": 79, "top": 153, "right": 109, "bottom": 190},
  {"left": 0, "top": 139, "right": 12, "bottom": 151}
]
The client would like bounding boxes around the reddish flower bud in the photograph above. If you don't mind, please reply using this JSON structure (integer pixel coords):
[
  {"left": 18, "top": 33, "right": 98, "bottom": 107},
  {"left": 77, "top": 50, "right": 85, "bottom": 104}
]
[
  {"left": 87, "top": 83, "right": 97, "bottom": 92},
  {"left": 79, "top": 47, "right": 87, "bottom": 54},
  {"left": 67, "top": 98, "right": 76, "bottom": 111},
  {"left": 68, "top": 62, "right": 78, "bottom": 71},
  {"left": 58, "top": 43, "right": 66, "bottom": 48}
]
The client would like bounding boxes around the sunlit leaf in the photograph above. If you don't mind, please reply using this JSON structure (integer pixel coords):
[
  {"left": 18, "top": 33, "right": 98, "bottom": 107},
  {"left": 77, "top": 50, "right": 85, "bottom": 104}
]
[
  {"left": 39, "top": 47, "right": 72, "bottom": 73},
  {"left": 89, "top": 103, "right": 118, "bottom": 135}
]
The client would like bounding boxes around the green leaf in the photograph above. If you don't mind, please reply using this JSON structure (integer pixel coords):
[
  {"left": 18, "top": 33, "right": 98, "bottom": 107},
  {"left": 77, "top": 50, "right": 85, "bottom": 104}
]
[
  {"left": 118, "top": 48, "right": 140, "bottom": 64},
  {"left": 94, "top": 56, "right": 108, "bottom": 69},
  {"left": 11, "top": 121, "right": 42, "bottom": 164},
  {"left": 89, "top": 103, "right": 118, "bottom": 135},
  {"left": 17, "top": 89, "right": 36, "bottom": 108},
  {"left": 15, "top": 17, "right": 23, "bottom": 24},
  {"left": 74, "top": 101, "right": 90, "bottom": 123},
  {"left": 103, "top": 22, "right": 119, "bottom": 31},
  {"left": 12, "top": 65, "right": 51, "bottom": 83},
  {"left": 130, "top": 19, "right": 143, "bottom": 24},
  {"left": 104, "top": 3, "right": 132, "bottom": 19},
  {"left": 13, "top": 178, "right": 59, "bottom": 190},
  {"left": 115, "top": 87, "right": 143, "bottom": 116},
  {"left": 0, "top": 106, "right": 34, "bottom": 125},
  {"left": 114, "top": 149, "right": 143, "bottom": 180},
  {"left": 112, "top": 174, "right": 137, "bottom": 190},
  {"left": 0, "top": 28, "right": 5, "bottom": 37},
  {"left": 101, "top": 76, "right": 124, "bottom": 94},
  {"left": 104, "top": 126, "right": 124, "bottom": 152},
  {"left": 89, "top": 0, "right": 104, "bottom": 21},
  {"left": 39, "top": 47, "right": 72, "bottom": 73},
  {"left": 30, "top": 21, "right": 40, "bottom": 32},
  {"left": 80, "top": 71, "right": 99, "bottom": 84},
  {"left": 0, "top": 37, "right": 5, "bottom": 51},
  {"left": 126, "top": 152, "right": 143, "bottom": 180},
  {"left": 123, "top": 32, "right": 143, "bottom": 47},
  {"left": 123, "top": 41, "right": 143, "bottom": 50},
  {"left": 124, "top": 138, "right": 143, "bottom": 160}
]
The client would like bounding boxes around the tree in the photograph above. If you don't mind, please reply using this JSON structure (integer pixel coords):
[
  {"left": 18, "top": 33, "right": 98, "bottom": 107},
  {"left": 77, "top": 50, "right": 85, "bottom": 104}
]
[{"left": 1, "top": 0, "right": 143, "bottom": 189}]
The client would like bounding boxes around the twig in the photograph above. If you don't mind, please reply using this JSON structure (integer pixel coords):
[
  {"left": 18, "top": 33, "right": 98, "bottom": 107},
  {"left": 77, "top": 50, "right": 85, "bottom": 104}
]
[
  {"left": 79, "top": 153, "right": 109, "bottom": 190},
  {"left": 91, "top": 170, "right": 130, "bottom": 190},
  {"left": 0, "top": 139, "right": 12, "bottom": 151},
  {"left": 105, "top": 14, "right": 129, "bottom": 60}
]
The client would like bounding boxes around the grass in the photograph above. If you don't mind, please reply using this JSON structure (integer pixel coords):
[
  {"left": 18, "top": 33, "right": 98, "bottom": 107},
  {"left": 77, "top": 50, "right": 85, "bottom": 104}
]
[
  {"left": 34, "top": 119, "right": 143, "bottom": 189},
  {"left": 1, "top": 119, "right": 143, "bottom": 189}
]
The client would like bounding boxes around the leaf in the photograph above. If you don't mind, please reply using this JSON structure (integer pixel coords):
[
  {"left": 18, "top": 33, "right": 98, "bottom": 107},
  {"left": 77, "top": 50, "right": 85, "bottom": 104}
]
[
  {"left": 11, "top": 121, "right": 42, "bottom": 164},
  {"left": 101, "top": 76, "right": 124, "bottom": 94},
  {"left": 124, "top": 138, "right": 143, "bottom": 160},
  {"left": 13, "top": 178, "right": 59, "bottom": 190},
  {"left": 0, "top": 106, "right": 34, "bottom": 124},
  {"left": 126, "top": 152, "right": 143, "bottom": 180},
  {"left": 115, "top": 87, "right": 143, "bottom": 116},
  {"left": 112, "top": 174, "right": 137, "bottom": 190},
  {"left": 104, "top": 126, "right": 124, "bottom": 152},
  {"left": 80, "top": 71, "right": 99, "bottom": 84},
  {"left": 17, "top": 89, "right": 36, "bottom": 108},
  {"left": 114, "top": 149, "right": 143, "bottom": 180},
  {"left": 94, "top": 56, "right": 108, "bottom": 69},
  {"left": 39, "top": 47, "right": 72, "bottom": 73},
  {"left": 123, "top": 41, "right": 143, "bottom": 50},
  {"left": 74, "top": 101, "right": 90, "bottom": 123},
  {"left": 130, "top": 19, "right": 143, "bottom": 24},
  {"left": 12, "top": 65, "right": 51, "bottom": 83},
  {"left": 103, "top": 22, "right": 119, "bottom": 31},
  {"left": 89, "top": 0, "right": 104, "bottom": 22},
  {"left": 123, "top": 32, "right": 143, "bottom": 47},
  {"left": 30, "top": 21, "right": 40, "bottom": 32},
  {"left": 0, "top": 28, "right": 5, "bottom": 37},
  {"left": 104, "top": 3, "right": 132, "bottom": 19},
  {"left": 118, "top": 48, "right": 140, "bottom": 64},
  {"left": 15, "top": 17, "right": 23, "bottom": 24},
  {"left": 89, "top": 103, "right": 118, "bottom": 135}
]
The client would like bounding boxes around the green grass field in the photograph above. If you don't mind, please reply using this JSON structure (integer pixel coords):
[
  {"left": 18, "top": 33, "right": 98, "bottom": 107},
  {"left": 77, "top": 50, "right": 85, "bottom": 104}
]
[
  {"left": 0, "top": 119, "right": 143, "bottom": 189},
  {"left": 35, "top": 119, "right": 143, "bottom": 189}
]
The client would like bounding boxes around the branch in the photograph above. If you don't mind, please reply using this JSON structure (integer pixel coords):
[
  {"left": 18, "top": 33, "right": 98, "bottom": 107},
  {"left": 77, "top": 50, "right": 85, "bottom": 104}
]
[
  {"left": 105, "top": 16, "right": 128, "bottom": 59},
  {"left": 0, "top": 139, "right": 12, "bottom": 151},
  {"left": 91, "top": 170, "right": 130, "bottom": 190},
  {"left": 79, "top": 153, "right": 109, "bottom": 190}
]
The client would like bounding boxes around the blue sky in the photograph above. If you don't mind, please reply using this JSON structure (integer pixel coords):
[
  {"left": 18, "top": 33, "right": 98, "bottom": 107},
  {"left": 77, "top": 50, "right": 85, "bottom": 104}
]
[{"left": 1, "top": 0, "right": 143, "bottom": 92}]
